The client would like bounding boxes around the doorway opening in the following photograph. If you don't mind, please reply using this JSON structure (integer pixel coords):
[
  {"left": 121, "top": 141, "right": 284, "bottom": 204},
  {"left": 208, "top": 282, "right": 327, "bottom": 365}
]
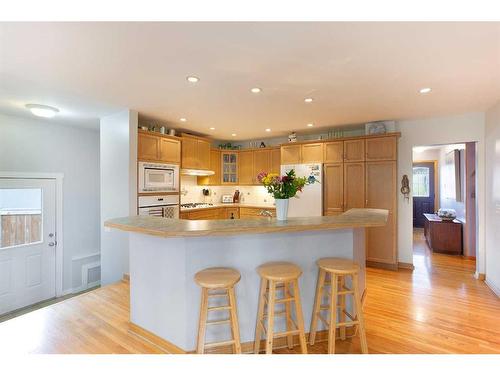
[{"left": 411, "top": 143, "right": 477, "bottom": 270}]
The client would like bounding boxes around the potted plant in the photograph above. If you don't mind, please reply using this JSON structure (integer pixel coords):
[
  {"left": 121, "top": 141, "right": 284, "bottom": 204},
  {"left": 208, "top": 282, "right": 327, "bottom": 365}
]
[{"left": 257, "top": 169, "right": 317, "bottom": 220}]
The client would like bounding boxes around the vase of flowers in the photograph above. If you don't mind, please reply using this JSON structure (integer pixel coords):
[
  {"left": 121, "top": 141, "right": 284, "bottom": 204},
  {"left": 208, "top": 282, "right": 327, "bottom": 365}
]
[{"left": 257, "top": 169, "right": 317, "bottom": 220}]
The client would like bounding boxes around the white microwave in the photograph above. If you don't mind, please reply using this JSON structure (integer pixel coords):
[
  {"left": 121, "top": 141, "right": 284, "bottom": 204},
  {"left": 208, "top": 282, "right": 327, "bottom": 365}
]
[{"left": 138, "top": 162, "right": 179, "bottom": 193}]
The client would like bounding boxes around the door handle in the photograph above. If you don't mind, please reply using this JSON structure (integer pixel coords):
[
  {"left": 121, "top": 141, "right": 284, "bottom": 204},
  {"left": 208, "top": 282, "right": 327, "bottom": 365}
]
[{"left": 48, "top": 242, "right": 56, "bottom": 247}]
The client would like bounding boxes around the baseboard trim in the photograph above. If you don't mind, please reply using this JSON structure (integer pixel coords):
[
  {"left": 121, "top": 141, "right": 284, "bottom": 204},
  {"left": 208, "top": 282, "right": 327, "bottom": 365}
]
[
  {"left": 475, "top": 271, "right": 486, "bottom": 281},
  {"left": 129, "top": 322, "right": 186, "bottom": 354},
  {"left": 123, "top": 273, "right": 130, "bottom": 283},
  {"left": 366, "top": 261, "right": 398, "bottom": 271},
  {"left": 485, "top": 278, "right": 500, "bottom": 298},
  {"left": 398, "top": 262, "right": 415, "bottom": 270}
]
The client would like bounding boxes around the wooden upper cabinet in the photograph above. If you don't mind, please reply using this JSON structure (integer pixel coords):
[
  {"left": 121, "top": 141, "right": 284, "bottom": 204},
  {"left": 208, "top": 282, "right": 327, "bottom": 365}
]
[
  {"left": 254, "top": 149, "right": 271, "bottom": 176},
  {"left": 270, "top": 148, "right": 281, "bottom": 174},
  {"left": 138, "top": 132, "right": 160, "bottom": 161},
  {"left": 198, "top": 149, "right": 221, "bottom": 185},
  {"left": 281, "top": 144, "right": 302, "bottom": 165},
  {"left": 344, "top": 139, "right": 365, "bottom": 162},
  {"left": 343, "top": 162, "right": 365, "bottom": 210},
  {"left": 301, "top": 143, "right": 324, "bottom": 163},
  {"left": 181, "top": 137, "right": 198, "bottom": 169},
  {"left": 239, "top": 150, "right": 255, "bottom": 185},
  {"left": 324, "top": 141, "right": 344, "bottom": 163},
  {"left": 323, "top": 163, "right": 344, "bottom": 216},
  {"left": 159, "top": 138, "right": 181, "bottom": 164},
  {"left": 181, "top": 134, "right": 212, "bottom": 170},
  {"left": 197, "top": 139, "right": 211, "bottom": 170},
  {"left": 138, "top": 131, "right": 181, "bottom": 164},
  {"left": 365, "top": 136, "right": 397, "bottom": 161}
]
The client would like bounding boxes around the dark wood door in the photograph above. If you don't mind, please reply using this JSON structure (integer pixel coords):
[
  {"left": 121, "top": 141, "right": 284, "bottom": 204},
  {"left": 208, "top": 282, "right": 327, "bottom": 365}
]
[{"left": 413, "top": 162, "right": 435, "bottom": 228}]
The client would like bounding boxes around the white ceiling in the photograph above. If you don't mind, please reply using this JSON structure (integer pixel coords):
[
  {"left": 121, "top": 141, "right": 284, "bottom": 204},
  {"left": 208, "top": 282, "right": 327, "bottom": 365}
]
[{"left": 1, "top": 22, "right": 499, "bottom": 139}]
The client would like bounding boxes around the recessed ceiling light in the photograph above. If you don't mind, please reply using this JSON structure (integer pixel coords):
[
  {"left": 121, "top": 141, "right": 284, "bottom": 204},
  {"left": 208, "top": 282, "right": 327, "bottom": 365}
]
[
  {"left": 180, "top": 118, "right": 187, "bottom": 122},
  {"left": 304, "top": 98, "right": 313, "bottom": 103},
  {"left": 419, "top": 87, "right": 432, "bottom": 94},
  {"left": 250, "top": 87, "right": 262, "bottom": 93},
  {"left": 231, "top": 133, "right": 237, "bottom": 137},
  {"left": 265, "top": 128, "right": 271, "bottom": 132},
  {"left": 209, "top": 127, "right": 215, "bottom": 130},
  {"left": 186, "top": 76, "right": 199, "bottom": 83},
  {"left": 307, "top": 123, "right": 314, "bottom": 127},
  {"left": 25, "top": 104, "right": 59, "bottom": 118}
]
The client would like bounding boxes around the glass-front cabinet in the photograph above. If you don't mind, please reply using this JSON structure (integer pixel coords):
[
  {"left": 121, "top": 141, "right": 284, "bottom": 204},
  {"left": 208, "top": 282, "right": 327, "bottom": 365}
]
[{"left": 221, "top": 151, "right": 238, "bottom": 184}]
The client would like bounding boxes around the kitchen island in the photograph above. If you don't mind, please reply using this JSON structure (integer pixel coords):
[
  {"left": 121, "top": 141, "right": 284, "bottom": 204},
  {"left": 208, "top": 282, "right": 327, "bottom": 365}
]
[{"left": 104, "top": 208, "right": 388, "bottom": 353}]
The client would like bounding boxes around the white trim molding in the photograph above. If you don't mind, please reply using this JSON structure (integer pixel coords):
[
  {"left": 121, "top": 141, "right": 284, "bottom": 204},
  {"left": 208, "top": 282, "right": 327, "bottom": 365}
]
[
  {"left": 0, "top": 171, "right": 64, "bottom": 297},
  {"left": 485, "top": 278, "right": 500, "bottom": 298}
]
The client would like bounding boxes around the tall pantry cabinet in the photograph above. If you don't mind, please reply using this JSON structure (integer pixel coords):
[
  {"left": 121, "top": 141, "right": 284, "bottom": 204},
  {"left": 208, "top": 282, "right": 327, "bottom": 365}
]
[{"left": 321, "top": 134, "right": 399, "bottom": 269}]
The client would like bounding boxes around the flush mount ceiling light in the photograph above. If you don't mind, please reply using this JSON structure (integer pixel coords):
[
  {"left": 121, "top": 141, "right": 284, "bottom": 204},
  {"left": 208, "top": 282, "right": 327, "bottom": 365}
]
[
  {"left": 179, "top": 118, "right": 187, "bottom": 122},
  {"left": 209, "top": 127, "right": 215, "bottom": 130},
  {"left": 265, "top": 128, "right": 271, "bottom": 132},
  {"left": 231, "top": 133, "right": 237, "bottom": 137},
  {"left": 419, "top": 87, "right": 432, "bottom": 94},
  {"left": 307, "top": 123, "right": 314, "bottom": 127},
  {"left": 250, "top": 87, "right": 262, "bottom": 93},
  {"left": 186, "top": 76, "right": 199, "bottom": 83},
  {"left": 304, "top": 98, "right": 314, "bottom": 103},
  {"left": 25, "top": 104, "right": 59, "bottom": 118}
]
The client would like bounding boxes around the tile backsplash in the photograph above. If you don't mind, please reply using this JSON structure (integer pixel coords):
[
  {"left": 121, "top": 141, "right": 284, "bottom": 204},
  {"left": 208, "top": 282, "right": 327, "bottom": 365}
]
[{"left": 180, "top": 176, "right": 275, "bottom": 206}]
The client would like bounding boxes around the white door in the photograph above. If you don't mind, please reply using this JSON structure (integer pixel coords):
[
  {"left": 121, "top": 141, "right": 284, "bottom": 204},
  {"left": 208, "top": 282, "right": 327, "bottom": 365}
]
[{"left": 0, "top": 178, "right": 56, "bottom": 315}]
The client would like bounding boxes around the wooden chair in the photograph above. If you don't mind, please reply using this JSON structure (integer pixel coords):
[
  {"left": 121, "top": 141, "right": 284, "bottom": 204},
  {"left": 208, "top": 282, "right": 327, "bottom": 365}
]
[
  {"left": 309, "top": 257, "right": 368, "bottom": 354},
  {"left": 254, "top": 261, "right": 308, "bottom": 354},
  {"left": 195, "top": 267, "right": 242, "bottom": 354}
]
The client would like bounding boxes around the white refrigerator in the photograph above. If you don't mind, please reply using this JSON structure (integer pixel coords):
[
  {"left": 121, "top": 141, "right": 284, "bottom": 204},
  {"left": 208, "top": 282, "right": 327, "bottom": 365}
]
[{"left": 281, "top": 163, "right": 323, "bottom": 217}]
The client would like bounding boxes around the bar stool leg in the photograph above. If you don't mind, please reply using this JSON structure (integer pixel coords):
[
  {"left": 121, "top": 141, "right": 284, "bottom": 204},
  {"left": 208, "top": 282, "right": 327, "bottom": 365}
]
[
  {"left": 292, "top": 279, "right": 308, "bottom": 354},
  {"left": 228, "top": 287, "right": 242, "bottom": 354},
  {"left": 253, "top": 279, "right": 267, "bottom": 354},
  {"left": 309, "top": 268, "right": 326, "bottom": 345},
  {"left": 352, "top": 274, "right": 368, "bottom": 354},
  {"left": 284, "top": 282, "right": 294, "bottom": 349},
  {"left": 339, "top": 276, "right": 346, "bottom": 340},
  {"left": 196, "top": 287, "right": 209, "bottom": 354},
  {"left": 328, "top": 274, "right": 338, "bottom": 354},
  {"left": 265, "top": 281, "right": 276, "bottom": 354}
]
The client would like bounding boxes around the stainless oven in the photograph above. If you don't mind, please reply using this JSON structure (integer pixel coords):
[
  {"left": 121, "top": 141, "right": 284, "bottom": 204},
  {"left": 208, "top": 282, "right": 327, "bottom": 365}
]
[
  {"left": 138, "top": 195, "right": 179, "bottom": 219},
  {"left": 138, "top": 162, "right": 179, "bottom": 193}
]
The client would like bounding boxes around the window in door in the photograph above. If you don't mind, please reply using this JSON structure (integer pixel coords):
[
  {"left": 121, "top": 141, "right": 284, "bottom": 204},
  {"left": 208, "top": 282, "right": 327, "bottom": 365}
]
[
  {"left": 0, "top": 188, "right": 42, "bottom": 249},
  {"left": 412, "top": 167, "right": 430, "bottom": 197}
]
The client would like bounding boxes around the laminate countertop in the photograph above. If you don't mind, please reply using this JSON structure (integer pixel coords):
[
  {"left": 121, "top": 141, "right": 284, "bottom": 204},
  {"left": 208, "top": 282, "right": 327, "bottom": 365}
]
[{"left": 104, "top": 208, "right": 388, "bottom": 239}]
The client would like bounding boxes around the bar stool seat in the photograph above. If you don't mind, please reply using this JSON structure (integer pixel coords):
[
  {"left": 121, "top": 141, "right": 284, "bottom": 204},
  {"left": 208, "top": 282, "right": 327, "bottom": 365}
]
[
  {"left": 195, "top": 267, "right": 242, "bottom": 354},
  {"left": 316, "top": 257, "right": 359, "bottom": 275},
  {"left": 195, "top": 267, "right": 241, "bottom": 288},
  {"left": 257, "top": 261, "right": 302, "bottom": 281},
  {"left": 254, "top": 261, "right": 307, "bottom": 354}
]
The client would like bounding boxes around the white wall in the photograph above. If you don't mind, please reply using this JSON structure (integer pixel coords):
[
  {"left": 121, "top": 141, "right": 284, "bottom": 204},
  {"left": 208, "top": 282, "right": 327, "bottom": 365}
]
[
  {"left": 100, "top": 110, "right": 137, "bottom": 285},
  {"left": 438, "top": 144, "right": 466, "bottom": 221},
  {"left": 485, "top": 101, "right": 500, "bottom": 296},
  {"left": 396, "top": 113, "right": 485, "bottom": 274},
  {"left": 0, "top": 113, "right": 100, "bottom": 292}
]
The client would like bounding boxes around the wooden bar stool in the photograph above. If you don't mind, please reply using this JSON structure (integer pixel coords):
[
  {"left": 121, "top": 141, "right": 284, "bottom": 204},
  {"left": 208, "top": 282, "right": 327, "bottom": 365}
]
[
  {"left": 254, "top": 261, "right": 308, "bottom": 354},
  {"left": 195, "top": 267, "right": 242, "bottom": 354},
  {"left": 309, "top": 257, "right": 368, "bottom": 354}
]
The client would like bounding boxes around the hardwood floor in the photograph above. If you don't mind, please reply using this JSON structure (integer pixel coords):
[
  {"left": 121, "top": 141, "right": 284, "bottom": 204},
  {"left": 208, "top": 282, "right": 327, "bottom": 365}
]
[{"left": 0, "top": 228, "right": 498, "bottom": 354}]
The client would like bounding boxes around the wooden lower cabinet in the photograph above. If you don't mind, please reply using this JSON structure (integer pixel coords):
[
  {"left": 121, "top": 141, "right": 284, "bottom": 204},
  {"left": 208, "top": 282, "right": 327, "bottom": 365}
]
[
  {"left": 365, "top": 161, "right": 397, "bottom": 267},
  {"left": 239, "top": 207, "right": 275, "bottom": 218},
  {"left": 323, "top": 163, "right": 344, "bottom": 216}
]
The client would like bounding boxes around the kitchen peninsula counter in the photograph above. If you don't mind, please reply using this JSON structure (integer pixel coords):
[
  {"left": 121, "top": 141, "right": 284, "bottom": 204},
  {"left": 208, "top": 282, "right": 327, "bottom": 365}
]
[{"left": 104, "top": 208, "right": 388, "bottom": 352}]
